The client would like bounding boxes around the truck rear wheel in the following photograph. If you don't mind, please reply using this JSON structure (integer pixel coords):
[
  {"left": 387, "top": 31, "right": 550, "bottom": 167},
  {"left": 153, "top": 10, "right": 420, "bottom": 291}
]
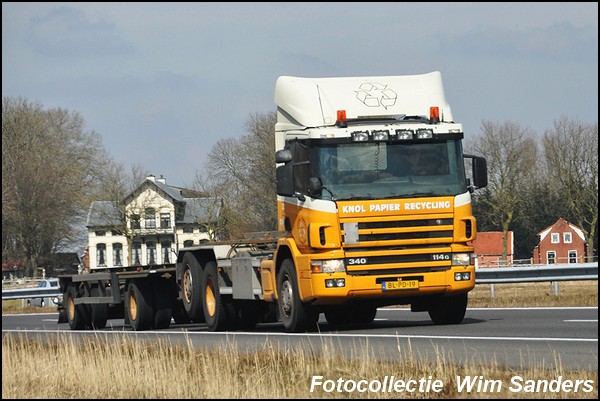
[
  {"left": 126, "top": 280, "right": 155, "bottom": 331},
  {"left": 428, "top": 292, "right": 468, "bottom": 325},
  {"left": 181, "top": 252, "right": 205, "bottom": 322},
  {"left": 277, "top": 258, "right": 319, "bottom": 332},
  {"left": 66, "top": 284, "right": 89, "bottom": 330},
  {"left": 202, "top": 261, "right": 235, "bottom": 331}
]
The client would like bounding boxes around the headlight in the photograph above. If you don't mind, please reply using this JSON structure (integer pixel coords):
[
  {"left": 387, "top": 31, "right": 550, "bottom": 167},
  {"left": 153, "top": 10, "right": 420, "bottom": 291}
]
[
  {"left": 311, "top": 259, "right": 345, "bottom": 273},
  {"left": 452, "top": 253, "right": 474, "bottom": 266}
]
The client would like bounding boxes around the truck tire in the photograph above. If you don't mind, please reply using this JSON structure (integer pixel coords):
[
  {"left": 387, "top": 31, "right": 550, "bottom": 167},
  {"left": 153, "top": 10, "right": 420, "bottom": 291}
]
[
  {"left": 428, "top": 292, "right": 468, "bottom": 325},
  {"left": 181, "top": 252, "right": 205, "bottom": 322},
  {"left": 66, "top": 284, "right": 90, "bottom": 330},
  {"left": 126, "top": 280, "right": 155, "bottom": 331},
  {"left": 89, "top": 286, "right": 108, "bottom": 329},
  {"left": 152, "top": 279, "right": 173, "bottom": 329},
  {"left": 277, "top": 258, "right": 319, "bottom": 332},
  {"left": 202, "top": 261, "right": 235, "bottom": 331}
]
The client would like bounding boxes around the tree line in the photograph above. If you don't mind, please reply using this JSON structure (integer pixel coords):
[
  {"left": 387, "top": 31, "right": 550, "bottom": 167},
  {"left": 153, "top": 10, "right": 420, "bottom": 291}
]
[{"left": 2, "top": 97, "right": 597, "bottom": 276}]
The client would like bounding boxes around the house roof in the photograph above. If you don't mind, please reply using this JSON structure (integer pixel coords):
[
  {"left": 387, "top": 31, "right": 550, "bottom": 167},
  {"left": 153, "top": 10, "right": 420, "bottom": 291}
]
[
  {"left": 86, "top": 177, "right": 220, "bottom": 228},
  {"left": 179, "top": 197, "right": 221, "bottom": 224},
  {"left": 86, "top": 200, "right": 121, "bottom": 228},
  {"left": 537, "top": 217, "right": 585, "bottom": 242}
]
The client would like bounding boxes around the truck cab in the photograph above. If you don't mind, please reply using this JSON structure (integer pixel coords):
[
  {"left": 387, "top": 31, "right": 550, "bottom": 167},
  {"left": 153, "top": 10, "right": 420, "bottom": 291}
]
[{"left": 264, "top": 72, "right": 487, "bottom": 331}]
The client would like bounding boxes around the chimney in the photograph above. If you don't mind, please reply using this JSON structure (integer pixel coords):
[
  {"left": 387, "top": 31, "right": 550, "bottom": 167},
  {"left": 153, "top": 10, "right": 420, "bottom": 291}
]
[
  {"left": 158, "top": 175, "right": 166, "bottom": 185},
  {"left": 147, "top": 174, "right": 156, "bottom": 182}
]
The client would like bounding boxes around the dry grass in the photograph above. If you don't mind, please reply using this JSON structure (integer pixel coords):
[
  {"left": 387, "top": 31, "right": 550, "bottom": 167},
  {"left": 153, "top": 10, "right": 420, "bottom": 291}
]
[
  {"left": 469, "top": 280, "right": 598, "bottom": 308},
  {"left": 2, "top": 333, "right": 597, "bottom": 399},
  {"left": 2, "top": 281, "right": 597, "bottom": 398}
]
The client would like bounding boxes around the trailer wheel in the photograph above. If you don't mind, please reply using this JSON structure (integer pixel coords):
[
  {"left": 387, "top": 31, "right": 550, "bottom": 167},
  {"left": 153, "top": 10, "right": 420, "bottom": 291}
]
[
  {"left": 181, "top": 252, "right": 205, "bottom": 322},
  {"left": 152, "top": 279, "right": 173, "bottom": 329},
  {"left": 126, "top": 280, "right": 155, "bottom": 331},
  {"left": 202, "top": 261, "right": 235, "bottom": 331},
  {"left": 277, "top": 258, "right": 319, "bottom": 332},
  {"left": 66, "top": 284, "right": 89, "bottom": 330},
  {"left": 89, "top": 286, "right": 108, "bottom": 329},
  {"left": 428, "top": 292, "right": 468, "bottom": 325}
]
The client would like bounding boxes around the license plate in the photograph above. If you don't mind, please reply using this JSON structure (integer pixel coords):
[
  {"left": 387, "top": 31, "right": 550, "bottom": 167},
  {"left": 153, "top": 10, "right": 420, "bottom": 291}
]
[{"left": 382, "top": 280, "right": 419, "bottom": 291}]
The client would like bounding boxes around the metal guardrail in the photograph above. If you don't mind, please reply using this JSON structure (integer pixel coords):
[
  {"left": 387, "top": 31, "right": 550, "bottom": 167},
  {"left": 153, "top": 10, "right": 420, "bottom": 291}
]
[
  {"left": 475, "top": 262, "right": 597, "bottom": 298},
  {"left": 475, "top": 262, "right": 598, "bottom": 284},
  {"left": 2, "top": 263, "right": 598, "bottom": 301},
  {"left": 2, "top": 287, "right": 62, "bottom": 301}
]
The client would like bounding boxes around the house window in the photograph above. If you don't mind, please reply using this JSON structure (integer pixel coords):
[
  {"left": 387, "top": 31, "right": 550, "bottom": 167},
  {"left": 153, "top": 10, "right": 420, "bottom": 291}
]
[
  {"left": 145, "top": 208, "right": 156, "bottom": 228},
  {"left": 551, "top": 233, "right": 560, "bottom": 244},
  {"left": 160, "top": 213, "right": 171, "bottom": 228},
  {"left": 113, "top": 243, "right": 123, "bottom": 266},
  {"left": 132, "top": 242, "right": 142, "bottom": 265},
  {"left": 547, "top": 251, "right": 556, "bottom": 264},
  {"left": 568, "top": 250, "right": 577, "bottom": 264},
  {"left": 95, "top": 230, "right": 106, "bottom": 237},
  {"left": 183, "top": 240, "right": 194, "bottom": 247},
  {"left": 161, "top": 241, "right": 172, "bottom": 263},
  {"left": 199, "top": 225, "right": 208, "bottom": 233},
  {"left": 563, "top": 232, "right": 572, "bottom": 243},
  {"left": 183, "top": 226, "right": 194, "bottom": 234},
  {"left": 146, "top": 241, "right": 156, "bottom": 265},
  {"left": 131, "top": 214, "right": 141, "bottom": 229},
  {"left": 97, "top": 244, "right": 107, "bottom": 266}
]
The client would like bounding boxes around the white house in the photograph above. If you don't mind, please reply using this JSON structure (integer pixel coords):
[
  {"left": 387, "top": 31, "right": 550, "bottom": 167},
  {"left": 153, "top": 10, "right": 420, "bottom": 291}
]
[{"left": 85, "top": 175, "right": 221, "bottom": 270}]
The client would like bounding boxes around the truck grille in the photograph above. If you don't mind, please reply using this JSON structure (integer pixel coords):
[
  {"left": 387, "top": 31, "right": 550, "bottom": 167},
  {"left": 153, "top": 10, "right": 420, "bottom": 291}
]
[{"left": 340, "top": 215, "right": 454, "bottom": 275}]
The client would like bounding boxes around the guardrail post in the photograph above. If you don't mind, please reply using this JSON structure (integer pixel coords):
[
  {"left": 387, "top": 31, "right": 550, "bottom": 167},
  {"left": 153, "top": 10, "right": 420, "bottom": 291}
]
[
  {"left": 490, "top": 283, "right": 495, "bottom": 299},
  {"left": 551, "top": 281, "right": 559, "bottom": 296}
]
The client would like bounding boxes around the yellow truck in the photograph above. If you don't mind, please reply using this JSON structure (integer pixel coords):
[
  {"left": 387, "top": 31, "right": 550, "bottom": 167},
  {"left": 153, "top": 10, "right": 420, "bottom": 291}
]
[{"left": 58, "top": 71, "right": 487, "bottom": 333}]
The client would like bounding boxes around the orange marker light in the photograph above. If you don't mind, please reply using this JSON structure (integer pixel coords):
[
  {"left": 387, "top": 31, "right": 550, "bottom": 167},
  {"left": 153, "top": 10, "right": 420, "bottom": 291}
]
[
  {"left": 430, "top": 106, "right": 440, "bottom": 123},
  {"left": 336, "top": 110, "right": 348, "bottom": 128}
]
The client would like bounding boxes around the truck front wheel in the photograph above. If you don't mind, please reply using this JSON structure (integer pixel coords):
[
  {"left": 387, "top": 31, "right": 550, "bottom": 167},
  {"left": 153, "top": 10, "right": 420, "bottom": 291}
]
[
  {"left": 277, "top": 259, "right": 319, "bottom": 332},
  {"left": 428, "top": 292, "right": 468, "bottom": 325}
]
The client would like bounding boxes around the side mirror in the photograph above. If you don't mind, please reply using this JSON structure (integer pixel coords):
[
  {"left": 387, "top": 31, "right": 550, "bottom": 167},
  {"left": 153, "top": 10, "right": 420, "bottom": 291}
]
[
  {"left": 464, "top": 154, "right": 488, "bottom": 189},
  {"left": 275, "top": 148, "right": 292, "bottom": 164},
  {"left": 276, "top": 164, "right": 294, "bottom": 196}
]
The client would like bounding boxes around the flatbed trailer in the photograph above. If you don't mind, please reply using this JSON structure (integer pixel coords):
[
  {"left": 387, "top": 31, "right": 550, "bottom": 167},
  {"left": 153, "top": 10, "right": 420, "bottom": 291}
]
[{"left": 58, "top": 232, "right": 283, "bottom": 331}]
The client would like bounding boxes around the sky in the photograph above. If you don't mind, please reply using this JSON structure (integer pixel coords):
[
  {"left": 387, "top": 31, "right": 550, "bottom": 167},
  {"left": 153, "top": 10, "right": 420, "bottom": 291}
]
[{"left": 3, "top": 2, "right": 598, "bottom": 188}]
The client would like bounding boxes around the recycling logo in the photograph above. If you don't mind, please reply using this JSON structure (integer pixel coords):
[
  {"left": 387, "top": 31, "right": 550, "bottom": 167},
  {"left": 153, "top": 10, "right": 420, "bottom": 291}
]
[{"left": 355, "top": 83, "right": 397, "bottom": 109}]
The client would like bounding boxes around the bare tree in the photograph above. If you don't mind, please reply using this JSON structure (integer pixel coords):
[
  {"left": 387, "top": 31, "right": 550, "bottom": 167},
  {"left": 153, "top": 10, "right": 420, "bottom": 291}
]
[
  {"left": 466, "top": 121, "right": 539, "bottom": 264},
  {"left": 2, "top": 97, "right": 109, "bottom": 276},
  {"left": 542, "top": 116, "right": 598, "bottom": 261},
  {"left": 203, "top": 112, "right": 277, "bottom": 238}
]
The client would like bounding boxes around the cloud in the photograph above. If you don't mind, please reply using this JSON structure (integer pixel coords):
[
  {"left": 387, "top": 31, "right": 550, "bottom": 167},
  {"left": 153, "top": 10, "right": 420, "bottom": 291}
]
[{"left": 26, "top": 6, "right": 134, "bottom": 57}]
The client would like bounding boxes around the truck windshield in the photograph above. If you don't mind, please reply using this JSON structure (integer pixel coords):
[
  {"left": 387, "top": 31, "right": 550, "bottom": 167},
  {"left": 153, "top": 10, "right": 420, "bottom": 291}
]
[{"left": 310, "top": 140, "right": 467, "bottom": 200}]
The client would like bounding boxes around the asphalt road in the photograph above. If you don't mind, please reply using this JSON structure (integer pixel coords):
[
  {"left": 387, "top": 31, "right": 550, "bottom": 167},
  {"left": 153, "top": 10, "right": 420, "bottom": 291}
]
[{"left": 2, "top": 307, "right": 597, "bottom": 371}]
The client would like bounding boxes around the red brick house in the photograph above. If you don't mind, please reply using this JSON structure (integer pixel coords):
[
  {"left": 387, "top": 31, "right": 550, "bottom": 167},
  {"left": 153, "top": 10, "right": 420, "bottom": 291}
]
[
  {"left": 532, "top": 217, "right": 586, "bottom": 264},
  {"left": 471, "top": 231, "right": 514, "bottom": 267}
]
